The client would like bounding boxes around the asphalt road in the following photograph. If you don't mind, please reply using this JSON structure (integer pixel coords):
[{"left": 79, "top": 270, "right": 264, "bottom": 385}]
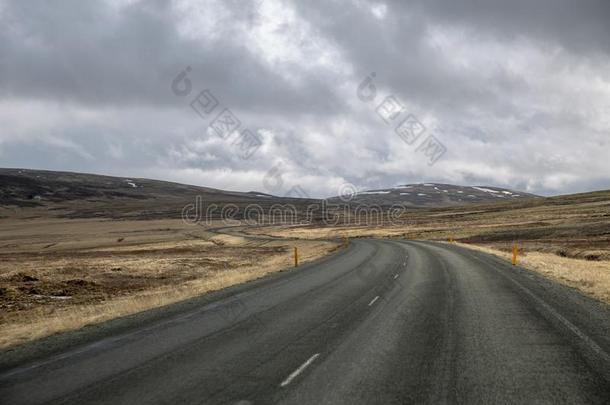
[{"left": 1, "top": 239, "right": 609, "bottom": 404}]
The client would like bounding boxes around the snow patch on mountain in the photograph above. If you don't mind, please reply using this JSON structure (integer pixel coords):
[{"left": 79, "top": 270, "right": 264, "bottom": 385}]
[{"left": 472, "top": 186, "right": 498, "bottom": 193}]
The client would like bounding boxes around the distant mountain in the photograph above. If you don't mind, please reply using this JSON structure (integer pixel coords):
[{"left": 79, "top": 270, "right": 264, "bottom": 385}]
[
  {"left": 0, "top": 169, "right": 541, "bottom": 218},
  {"left": 0, "top": 168, "right": 267, "bottom": 206},
  {"left": 0, "top": 168, "right": 316, "bottom": 219},
  {"left": 328, "top": 183, "right": 540, "bottom": 207}
]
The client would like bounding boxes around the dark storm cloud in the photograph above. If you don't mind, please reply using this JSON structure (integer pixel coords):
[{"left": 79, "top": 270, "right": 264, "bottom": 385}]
[
  {"left": 0, "top": 0, "right": 346, "bottom": 115},
  {"left": 403, "top": 0, "right": 610, "bottom": 56}
]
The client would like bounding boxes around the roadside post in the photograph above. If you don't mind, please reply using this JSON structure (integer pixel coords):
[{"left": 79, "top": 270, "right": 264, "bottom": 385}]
[
  {"left": 294, "top": 246, "right": 299, "bottom": 267},
  {"left": 512, "top": 243, "right": 518, "bottom": 265}
]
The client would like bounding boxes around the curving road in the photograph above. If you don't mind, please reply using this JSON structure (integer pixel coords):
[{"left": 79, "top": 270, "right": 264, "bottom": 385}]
[{"left": 1, "top": 239, "right": 609, "bottom": 404}]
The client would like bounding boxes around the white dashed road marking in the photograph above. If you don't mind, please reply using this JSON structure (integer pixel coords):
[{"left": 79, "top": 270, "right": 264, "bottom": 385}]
[{"left": 280, "top": 353, "right": 320, "bottom": 387}]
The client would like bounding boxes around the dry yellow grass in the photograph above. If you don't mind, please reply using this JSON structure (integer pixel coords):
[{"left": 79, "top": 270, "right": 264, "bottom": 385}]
[
  {"left": 0, "top": 218, "right": 338, "bottom": 349},
  {"left": 455, "top": 243, "right": 610, "bottom": 305},
  {"left": 246, "top": 224, "right": 407, "bottom": 240},
  {"left": 0, "top": 241, "right": 331, "bottom": 348}
]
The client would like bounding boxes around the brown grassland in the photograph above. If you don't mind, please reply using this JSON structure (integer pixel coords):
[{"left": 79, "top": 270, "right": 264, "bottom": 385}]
[
  {"left": 0, "top": 217, "right": 338, "bottom": 349},
  {"left": 0, "top": 189, "right": 609, "bottom": 349}
]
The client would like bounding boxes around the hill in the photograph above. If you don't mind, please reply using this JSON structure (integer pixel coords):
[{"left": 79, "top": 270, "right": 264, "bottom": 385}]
[
  {"left": 329, "top": 183, "right": 539, "bottom": 207},
  {"left": 0, "top": 168, "right": 316, "bottom": 219}
]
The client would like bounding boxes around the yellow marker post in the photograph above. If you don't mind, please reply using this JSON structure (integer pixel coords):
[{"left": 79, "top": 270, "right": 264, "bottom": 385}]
[
  {"left": 512, "top": 243, "right": 518, "bottom": 265},
  {"left": 294, "top": 246, "right": 299, "bottom": 267}
]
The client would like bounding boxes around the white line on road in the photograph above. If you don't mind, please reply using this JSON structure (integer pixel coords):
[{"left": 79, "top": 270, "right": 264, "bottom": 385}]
[
  {"left": 368, "top": 296, "right": 380, "bottom": 306},
  {"left": 502, "top": 268, "right": 610, "bottom": 364},
  {"left": 280, "top": 353, "right": 320, "bottom": 387},
  {"left": 468, "top": 251, "right": 610, "bottom": 368}
]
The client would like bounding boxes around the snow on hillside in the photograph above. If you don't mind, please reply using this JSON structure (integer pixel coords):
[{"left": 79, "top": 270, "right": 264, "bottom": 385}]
[{"left": 330, "top": 183, "right": 538, "bottom": 207}]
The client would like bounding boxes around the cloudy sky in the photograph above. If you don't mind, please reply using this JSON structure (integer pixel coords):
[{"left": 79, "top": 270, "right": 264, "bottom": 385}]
[{"left": 1, "top": 0, "right": 610, "bottom": 197}]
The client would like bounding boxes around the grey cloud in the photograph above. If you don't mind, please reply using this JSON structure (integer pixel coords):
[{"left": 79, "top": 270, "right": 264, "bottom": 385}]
[
  {"left": 0, "top": 0, "right": 347, "bottom": 116},
  {"left": 1, "top": 0, "right": 609, "bottom": 197},
  {"left": 401, "top": 0, "right": 610, "bottom": 56}
]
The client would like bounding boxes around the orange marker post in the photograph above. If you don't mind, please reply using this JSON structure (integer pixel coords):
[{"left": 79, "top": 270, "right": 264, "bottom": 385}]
[{"left": 512, "top": 243, "right": 518, "bottom": 265}]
